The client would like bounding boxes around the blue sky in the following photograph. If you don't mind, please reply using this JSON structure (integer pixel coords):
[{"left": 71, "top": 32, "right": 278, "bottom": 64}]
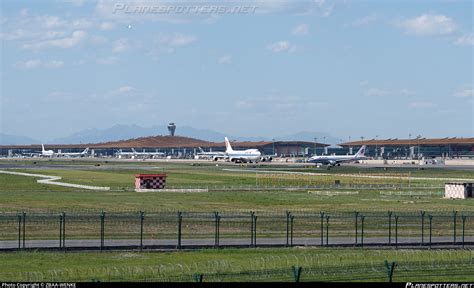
[{"left": 1, "top": 0, "right": 472, "bottom": 142}]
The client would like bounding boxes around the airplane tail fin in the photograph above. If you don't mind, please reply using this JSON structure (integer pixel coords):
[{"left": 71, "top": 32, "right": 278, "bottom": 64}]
[
  {"left": 198, "top": 147, "right": 204, "bottom": 153},
  {"left": 42, "top": 144, "right": 45, "bottom": 152},
  {"left": 224, "top": 137, "right": 233, "bottom": 153},
  {"left": 82, "top": 147, "right": 89, "bottom": 154},
  {"left": 131, "top": 148, "right": 137, "bottom": 153},
  {"left": 355, "top": 145, "right": 367, "bottom": 157}
]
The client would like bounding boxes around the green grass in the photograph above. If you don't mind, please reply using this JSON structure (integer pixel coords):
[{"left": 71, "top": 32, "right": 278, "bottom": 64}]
[
  {"left": 0, "top": 249, "right": 472, "bottom": 282},
  {"left": 1, "top": 160, "right": 474, "bottom": 282},
  {"left": 0, "top": 161, "right": 473, "bottom": 212}
]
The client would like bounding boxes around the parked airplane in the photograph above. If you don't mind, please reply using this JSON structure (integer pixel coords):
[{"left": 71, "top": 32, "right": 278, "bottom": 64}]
[
  {"left": 308, "top": 145, "right": 367, "bottom": 169},
  {"left": 57, "top": 147, "right": 89, "bottom": 158},
  {"left": 114, "top": 149, "right": 136, "bottom": 159},
  {"left": 195, "top": 147, "right": 227, "bottom": 161},
  {"left": 40, "top": 144, "right": 55, "bottom": 157},
  {"left": 225, "top": 137, "right": 262, "bottom": 163},
  {"left": 131, "top": 148, "right": 165, "bottom": 158}
]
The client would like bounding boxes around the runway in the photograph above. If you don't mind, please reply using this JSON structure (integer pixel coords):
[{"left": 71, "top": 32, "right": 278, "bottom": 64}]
[{"left": 1, "top": 236, "right": 472, "bottom": 251}]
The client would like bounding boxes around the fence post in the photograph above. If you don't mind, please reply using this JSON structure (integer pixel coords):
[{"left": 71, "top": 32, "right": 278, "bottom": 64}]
[
  {"left": 140, "top": 211, "right": 144, "bottom": 251},
  {"left": 214, "top": 211, "right": 220, "bottom": 248},
  {"left": 286, "top": 211, "right": 290, "bottom": 247},
  {"left": 320, "top": 212, "right": 324, "bottom": 247},
  {"left": 354, "top": 211, "right": 359, "bottom": 246},
  {"left": 193, "top": 273, "right": 203, "bottom": 283},
  {"left": 326, "top": 215, "right": 330, "bottom": 247},
  {"left": 177, "top": 211, "right": 182, "bottom": 249},
  {"left": 250, "top": 211, "right": 254, "bottom": 247},
  {"left": 462, "top": 215, "right": 466, "bottom": 248},
  {"left": 290, "top": 215, "right": 295, "bottom": 247},
  {"left": 100, "top": 211, "right": 105, "bottom": 251},
  {"left": 420, "top": 211, "right": 425, "bottom": 246},
  {"left": 292, "top": 266, "right": 302, "bottom": 282},
  {"left": 388, "top": 211, "right": 392, "bottom": 246},
  {"left": 62, "top": 212, "right": 66, "bottom": 250},
  {"left": 22, "top": 211, "right": 26, "bottom": 249},
  {"left": 59, "top": 213, "right": 63, "bottom": 249},
  {"left": 361, "top": 215, "right": 365, "bottom": 248},
  {"left": 17, "top": 213, "right": 21, "bottom": 250},
  {"left": 395, "top": 215, "right": 399, "bottom": 249},
  {"left": 429, "top": 214, "right": 433, "bottom": 249},
  {"left": 384, "top": 260, "right": 396, "bottom": 283},
  {"left": 253, "top": 215, "right": 257, "bottom": 247},
  {"left": 453, "top": 210, "right": 457, "bottom": 245}
]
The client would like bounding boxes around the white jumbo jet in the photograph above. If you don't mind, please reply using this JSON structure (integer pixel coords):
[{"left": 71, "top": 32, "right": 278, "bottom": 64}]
[
  {"left": 131, "top": 148, "right": 165, "bottom": 158},
  {"left": 308, "top": 145, "right": 367, "bottom": 169},
  {"left": 224, "top": 137, "right": 262, "bottom": 163},
  {"left": 41, "top": 144, "right": 55, "bottom": 157},
  {"left": 57, "top": 147, "right": 89, "bottom": 158},
  {"left": 196, "top": 147, "right": 227, "bottom": 161},
  {"left": 114, "top": 149, "right": 136, "bottom": 159}
]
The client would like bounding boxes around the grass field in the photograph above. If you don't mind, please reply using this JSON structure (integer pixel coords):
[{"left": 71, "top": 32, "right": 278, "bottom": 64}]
[
  {"left": 0, "top": 159, "right": 473, "bottom": 282},
  {"left": 0, "top": 160, "right": 473, "bottom": 212},
  {"left": 0, "top": 249, "right": 473, "bottom": 282}
]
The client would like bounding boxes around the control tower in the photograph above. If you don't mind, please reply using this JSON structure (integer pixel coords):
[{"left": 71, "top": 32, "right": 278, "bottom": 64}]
[{"left": 167, "top": 123, "right": 176, "bottom": 136}]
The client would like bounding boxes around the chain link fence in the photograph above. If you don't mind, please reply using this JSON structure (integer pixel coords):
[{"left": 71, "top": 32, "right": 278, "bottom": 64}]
[{"left": 1, "top": 210, "right": 473, "bottom": 251}]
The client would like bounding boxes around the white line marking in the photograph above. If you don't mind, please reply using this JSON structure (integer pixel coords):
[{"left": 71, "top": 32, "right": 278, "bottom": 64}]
[{"left": 0, "top": 170, "right": 110, "bottom": 191}]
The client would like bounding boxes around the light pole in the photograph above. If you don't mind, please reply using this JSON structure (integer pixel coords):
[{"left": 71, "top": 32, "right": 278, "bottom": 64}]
[
  {"left": 416, "top": 135, "right": 422, "bottom": 159},
  {"left": 323, "top": 136, "right": 326, "bottom": 155},
  {"left": 375, "top": 135, "right": 379, "bottom": 159},
  {"left": 408, "top": 133, "right": 412, "bottom": 159},
  {"left": 348, "top": 136, "right": 352, "bottom": 154},
  {"left": 314, "top": 138, "right": 318, "bottom": 156}
]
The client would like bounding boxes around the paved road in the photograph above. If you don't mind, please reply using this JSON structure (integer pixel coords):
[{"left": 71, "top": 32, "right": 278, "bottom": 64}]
[{"left": 2, "top": 236, "right": 473, "bottom": 251}]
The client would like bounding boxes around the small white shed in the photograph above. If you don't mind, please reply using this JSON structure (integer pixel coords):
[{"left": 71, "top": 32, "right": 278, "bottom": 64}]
[{"left": 444, "top": 182, "right": 473, "bottom": 199}]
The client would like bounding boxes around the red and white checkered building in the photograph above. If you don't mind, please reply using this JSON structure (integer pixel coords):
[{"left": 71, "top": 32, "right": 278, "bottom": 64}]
[
  {"left": 444, "top": 182, "right": 473, "bottom": 199},
  {"left": 135, "top": 174, "right": 167, "bottom": 190}
]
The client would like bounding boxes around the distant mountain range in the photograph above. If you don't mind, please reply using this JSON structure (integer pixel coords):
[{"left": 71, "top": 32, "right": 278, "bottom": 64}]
[
  {"left": 0, "top": 133, "right": 41, "bottom": 145},
  {"left": 1, "top": 125, "right": 341, "bottom": 146}
]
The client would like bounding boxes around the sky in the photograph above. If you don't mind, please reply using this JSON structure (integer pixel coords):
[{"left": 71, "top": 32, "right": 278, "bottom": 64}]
[{"left": 0, "top": 0, "right": 473, "bottom": 142}]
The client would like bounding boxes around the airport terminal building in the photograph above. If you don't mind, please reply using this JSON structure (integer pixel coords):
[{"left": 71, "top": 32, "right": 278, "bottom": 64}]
[
  {"left": 340, "top": 137, "right": 474, "bottom": 159},
  {"left": 1, "top": 136, "right": 473, "bottom": 159}
]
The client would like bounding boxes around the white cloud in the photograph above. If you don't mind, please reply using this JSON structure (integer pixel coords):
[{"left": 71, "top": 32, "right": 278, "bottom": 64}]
[
  {"left": 112, "top": 38, "right": 131, "bottom": 53},
  {"left": 218, "top": 55, "right": 232, "bottom": 65},
  {"left": 409, "top": 101, "right": 435, "bottom": 108},
  {"left": 14, "top": 59, "right": 42, "bottom": 70},
  {"left": 96, "top": 56, "right": 118, "bottom": 65},
  {"left": 44, "top": 60, "right": 65, "bottom": 69},
  {"left": 151, "top": 33, "right": 197, "bottom": 55},
  {"left": 167, "top": 34, "right": 197, "bottom": 47},
  {"left": 41, "top": 16, "right": 67, "bottom": 29},
  {"left": 23, "top": 30, "right": 87, "bottom": 50},
  {"left": 67, "top": 0, "right": 86, "bottom": 6},
  {"left": 352, "top": 14, "right": 377, "bottom": 27},
  {"left": 397, "top": 14, "right": 456, "bottom": 36},
  {"left": 365, "top": 87, "right": 416, "bottom": 97},
  {"left": 267, "top": 41, "right": 297, "bottom": 53},
  {"left": 454, "top": 33, "right": 474, "bottom": 46},
  {"left": 454, "top": 88, "right": 473, "bottom": 98},
  {"left": 364, "top": 88, "right": 392, "bottom": 97},
  {"left": 99, "top": 22, "right": 115, "bottom": 31},
  {"left": 71, "top": 18, "right": 94, "bottom": 29},
  {"left": 292, "top": 24, "right": 309, "bottom": 35},
  {"left": 118, "top": 86, "right": 135, "bottom": 93},
  {"left": 0, "top": 29, "right": 29, "bottom": 41},
  {"left": 400, "top": 89, "right": 416, "bottom": 96},
  {"left": 14, "top": 59, "right": 65, "bottom": 70}
]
